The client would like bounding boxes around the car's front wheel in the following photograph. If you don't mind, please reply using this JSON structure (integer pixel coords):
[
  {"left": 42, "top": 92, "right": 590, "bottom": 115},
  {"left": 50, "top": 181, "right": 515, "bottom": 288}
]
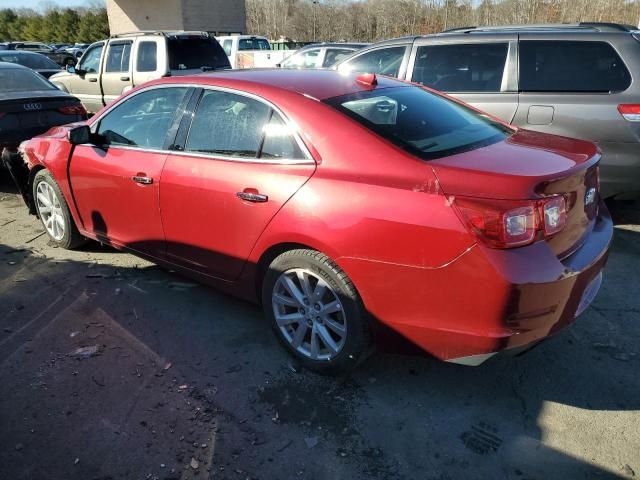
[
  {"left": 33, "top": 169, "right": 86, "bottom": 249},
  {"left": 262, "top": 249, "right": 371, "bottom": 375}
]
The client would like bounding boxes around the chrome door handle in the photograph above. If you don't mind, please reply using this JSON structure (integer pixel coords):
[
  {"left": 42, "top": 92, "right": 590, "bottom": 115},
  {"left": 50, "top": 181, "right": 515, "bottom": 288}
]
[
  {"left": 132, "top": 175, "right": 153, "bottom": 185},
  {"left": 237, "top": 191, "right": 268, "bottom": 203}
]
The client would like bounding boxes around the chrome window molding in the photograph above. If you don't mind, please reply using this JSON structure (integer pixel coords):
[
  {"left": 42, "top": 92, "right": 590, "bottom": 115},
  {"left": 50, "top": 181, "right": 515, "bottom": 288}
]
[{"left": 90, "top": 82, "right": 316, "bottom": 165}]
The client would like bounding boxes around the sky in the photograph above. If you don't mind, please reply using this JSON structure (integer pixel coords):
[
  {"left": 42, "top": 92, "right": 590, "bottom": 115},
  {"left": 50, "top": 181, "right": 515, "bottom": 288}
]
[{"left": 0, "top": 0, "right": 104, "bottom": 11}]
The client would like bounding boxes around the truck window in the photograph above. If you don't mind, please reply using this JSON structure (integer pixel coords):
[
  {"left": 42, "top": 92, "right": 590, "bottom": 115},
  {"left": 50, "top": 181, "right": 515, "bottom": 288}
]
[
  {"left": 238, "top": 38, "right": 271, "bottom": 51},
  {"left": 412, "top": 43, "right": 509, "bottom": 93},
  {"left": 167, "top": 37, "right": 230, "bottom": 70},
  {"left": 222, "top": 39, "right": 233, "bottom": 56},
  {"left": 78, "top": 44, "right": 103, "bottom": 73},
  {"left": 105, "top": 42, "right": 132, "bottom": 73},
  {"left": 136, "top": 41, "right": 157, "bottom": 72},
  {"left": 519, "top": 41, "right": 631, "bottom": 93}
]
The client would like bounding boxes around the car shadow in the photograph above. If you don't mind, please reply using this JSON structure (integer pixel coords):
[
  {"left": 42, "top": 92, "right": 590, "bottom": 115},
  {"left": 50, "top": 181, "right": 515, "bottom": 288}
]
[{"left": 0, "top": 226, "right": 636, "bottom": 479}]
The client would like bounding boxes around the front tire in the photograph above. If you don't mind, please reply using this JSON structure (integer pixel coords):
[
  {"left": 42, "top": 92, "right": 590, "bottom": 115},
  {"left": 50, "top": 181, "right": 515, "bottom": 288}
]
[
  {"left": 262, "top": 249, "right": 371, "bottom": 375},
  {"left": 33, "top": 169, "right": 86, "bottom": 249}
]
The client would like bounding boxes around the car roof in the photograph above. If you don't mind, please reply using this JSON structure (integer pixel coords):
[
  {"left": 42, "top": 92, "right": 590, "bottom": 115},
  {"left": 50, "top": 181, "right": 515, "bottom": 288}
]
[
  {"left": 301, "top": 42, "right": 369, "bottom": 50},
  {"left": 0, "top": 61, "right": 31, "bottom": 70},
  {"left": 0, "top": 50, "right": 45, "bottom": 57},
  {"left": 155, "top": 68, "right": 409, "bottom": 101}
]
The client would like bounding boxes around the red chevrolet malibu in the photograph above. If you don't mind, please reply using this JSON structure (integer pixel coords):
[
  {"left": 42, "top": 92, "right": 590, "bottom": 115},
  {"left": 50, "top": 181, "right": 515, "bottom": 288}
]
[{"left": 13, "top": 69, "right": 612, "bottom": 373}]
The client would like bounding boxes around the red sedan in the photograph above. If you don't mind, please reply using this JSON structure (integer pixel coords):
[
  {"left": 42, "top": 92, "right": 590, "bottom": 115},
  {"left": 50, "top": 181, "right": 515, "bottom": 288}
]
[{"left": 13, "top": 69, "right": 612, "bottom": 373}]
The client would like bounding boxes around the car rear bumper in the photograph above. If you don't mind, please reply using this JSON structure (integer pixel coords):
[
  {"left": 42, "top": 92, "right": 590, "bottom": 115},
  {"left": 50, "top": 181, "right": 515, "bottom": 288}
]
[{"left": 340, "top": 200, "right": 613, "bottom": 365}]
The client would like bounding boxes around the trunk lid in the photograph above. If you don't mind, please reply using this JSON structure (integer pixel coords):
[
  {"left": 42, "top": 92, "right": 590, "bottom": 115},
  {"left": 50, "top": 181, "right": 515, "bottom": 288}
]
[{"left": 431, "top": 129, "right": 601, "bottom": 257}]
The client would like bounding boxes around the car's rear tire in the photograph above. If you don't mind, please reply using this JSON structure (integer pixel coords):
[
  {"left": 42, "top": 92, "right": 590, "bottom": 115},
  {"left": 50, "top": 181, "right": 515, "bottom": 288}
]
[
  {"left": 262, "top": 249, "right": 371, "bottom": 375},
  {"left": 32, "top": 169, "right": 86, "bottom": 250}
]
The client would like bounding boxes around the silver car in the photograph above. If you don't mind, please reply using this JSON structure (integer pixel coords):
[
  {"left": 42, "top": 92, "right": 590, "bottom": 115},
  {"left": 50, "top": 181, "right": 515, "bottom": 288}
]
[{"left": 335, "top": 22, "right": 640, "bottom": 199}]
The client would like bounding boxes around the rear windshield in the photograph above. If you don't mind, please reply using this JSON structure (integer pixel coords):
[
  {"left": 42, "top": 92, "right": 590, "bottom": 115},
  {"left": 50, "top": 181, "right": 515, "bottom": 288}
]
[
  {"left": 238, "top": 38, "right": 271, "bottom": 51},
  {"left": 324, "top": 86, "right": 512, "bottom": 160},
  {"left": 0, "top": 68, "right": 56, "bottom": 92},
  {"left": 0, "top": 53, "right": 60, "bottom": 70},
  {"left": 167, "top": 36, "right": 230, "bottom": 70}
]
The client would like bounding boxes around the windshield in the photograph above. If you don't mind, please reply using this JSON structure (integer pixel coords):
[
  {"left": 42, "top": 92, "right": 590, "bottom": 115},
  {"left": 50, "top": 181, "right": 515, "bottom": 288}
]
[
  {"left": 0, "top": 67, "right": 56, "bottom": 92},
  {"left": 0, "top": 53, "right": 60, "bottom": 70},
  {"left": 167, "top": 37, "right": 230, "bottom": 70},
  {"left": 239, "top": 38, "right": 271, "bottom": 51},
  {"left": 324, "top": 86, "right": 513, "bottom": 160}
]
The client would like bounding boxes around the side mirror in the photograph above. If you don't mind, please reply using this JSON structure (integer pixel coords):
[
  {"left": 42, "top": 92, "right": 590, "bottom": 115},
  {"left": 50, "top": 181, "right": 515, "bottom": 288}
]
[
  {"left": 68, "top": 125, "right": 91, "bottom": 145},
  {"left": 66, "top": 65, "right": 76, "bottom": 74}
]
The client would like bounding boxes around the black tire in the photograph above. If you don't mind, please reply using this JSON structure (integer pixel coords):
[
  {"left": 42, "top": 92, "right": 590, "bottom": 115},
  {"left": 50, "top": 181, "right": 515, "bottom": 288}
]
[
  {"left": 32, "top": 169, "right": 86, "bottom": 250},
  {"left": 262, "top": 249, "right": 371, "bottom": 375}
]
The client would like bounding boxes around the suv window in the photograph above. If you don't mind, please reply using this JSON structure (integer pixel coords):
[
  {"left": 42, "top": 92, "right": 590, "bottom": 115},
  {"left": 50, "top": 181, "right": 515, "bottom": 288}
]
[
  {"left": 323, "top": 48, "right": 354, "bottom": 68},
  {"left": 340, "top": 46, "right": 406, "bottom": 77},
  {"left": 413, "top": 43, "right": 509, "bottom": 93},
  {"left": 97, "top": 87, "right": 189, "bottom": 149},
  {"left": 282, "top": 48, "right": 321, "bottom": 68},
  {"left": 78, "top": 44, "right": 103, "bottom": 73},
  {"left": 186, "top": 90, "right": 271, "bottom": 158},
  {"left": 167, "top": 37, "right": 230, "bottom": 70},
  {"left": 325, "top": 86, "right": 512, "bottom": 161},
  {"left": 519, "top": 41, "right": 631, "bottom": 93},
  {"left": 105, "top": 42, "right": 132, "bottom": 73},
  {"left": 136, "top": 41, "right": 157, "bottom": 72}
]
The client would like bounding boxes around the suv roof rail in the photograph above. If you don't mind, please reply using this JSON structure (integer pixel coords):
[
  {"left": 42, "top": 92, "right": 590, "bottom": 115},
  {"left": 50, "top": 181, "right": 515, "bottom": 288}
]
[
  {"left": 110, "top": 30, "right": 209, "bottom": 39},
  {"left": 441, "top": 22, "right": 638, "bottom": 34}
]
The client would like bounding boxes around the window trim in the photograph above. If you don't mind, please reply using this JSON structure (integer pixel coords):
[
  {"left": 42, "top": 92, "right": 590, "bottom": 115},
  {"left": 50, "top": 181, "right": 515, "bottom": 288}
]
[
  {"left": 89, "top": 83, "right": 315, "bottom": 165},
  {"left": 517, "top": 39, "right": 632, "bottom": 95},
  {"left": 408, "top": 41, "right": 517, "bottom": 94}
]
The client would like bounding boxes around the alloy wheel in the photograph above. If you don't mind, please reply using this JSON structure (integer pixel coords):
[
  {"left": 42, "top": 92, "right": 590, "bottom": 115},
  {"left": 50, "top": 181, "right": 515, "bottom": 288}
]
[
  {"left": 36, "top": 181, "right": 65, "bottom": 241},
  {"left": 272, "top": 268, "right": 347, "bottom": 361}
]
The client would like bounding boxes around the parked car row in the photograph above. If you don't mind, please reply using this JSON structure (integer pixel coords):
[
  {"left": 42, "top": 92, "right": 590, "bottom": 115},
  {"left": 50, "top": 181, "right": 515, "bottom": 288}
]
[
  {"left": 0, "top": 22, "right": 627, "bottom": 375},
  {"left": 0, "top": 41, "right": 76, "bottom": 67}
]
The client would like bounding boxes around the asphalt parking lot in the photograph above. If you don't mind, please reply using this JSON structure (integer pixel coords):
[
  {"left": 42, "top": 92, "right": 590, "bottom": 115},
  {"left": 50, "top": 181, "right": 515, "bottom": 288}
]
[{"left": 0, "top": 174, "right": 639, "bottom": 480}]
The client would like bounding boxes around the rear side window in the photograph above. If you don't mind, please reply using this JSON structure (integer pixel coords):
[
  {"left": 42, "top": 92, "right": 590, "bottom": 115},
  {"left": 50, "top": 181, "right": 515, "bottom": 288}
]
[
  {"left": 413, "top": 43, "right": 509, "bottom": 92},
  {"left": 340, "top": 46, "right": 406, "bottom": 78},
  {"left": 105, "top": 42, "right": 132, "bottom": 73},
  {"left": 136, "top": 41, "right": 157, "bottom": 72},
  {"left": 185, "top": 90, "right": 304, "bottom": 160},
  {"left": 323, "top": 48, "right": 354, "bottom": 68},
  {"left": 167, "top": 37, "right": 230, "bottom": 70},
  {"left": 519, "top": 41, "right": 631, "bottom": 93},
  {"left": 325, "top": 86, "right": 512, "bottom": 161}
]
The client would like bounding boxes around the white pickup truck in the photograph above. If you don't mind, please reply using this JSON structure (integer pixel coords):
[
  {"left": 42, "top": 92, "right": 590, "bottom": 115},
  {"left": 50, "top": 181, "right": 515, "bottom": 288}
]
[{"left": 216, "top": 35, "right": 296, "bottom": 69}]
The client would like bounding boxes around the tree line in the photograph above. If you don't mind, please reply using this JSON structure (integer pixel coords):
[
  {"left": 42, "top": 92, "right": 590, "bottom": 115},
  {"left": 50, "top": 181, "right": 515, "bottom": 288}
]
[
  {"left": 247, "top": 0, "right": 640, "bottom": 42},
  {"left": 0, "top": 7, "right": 109, "bottom": 43}
]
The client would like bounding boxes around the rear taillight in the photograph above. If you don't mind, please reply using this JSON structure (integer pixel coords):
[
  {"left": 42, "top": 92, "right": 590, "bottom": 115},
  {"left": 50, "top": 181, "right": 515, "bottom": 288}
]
[
  {"left": 58, "top": 104, "right": 87, "bottom": 116},
  {"left": 618, "top": 104, "right": 640, "bottom": 122},
  {"left": 451, "top": 195, "right": 567, "bottom": 249}
]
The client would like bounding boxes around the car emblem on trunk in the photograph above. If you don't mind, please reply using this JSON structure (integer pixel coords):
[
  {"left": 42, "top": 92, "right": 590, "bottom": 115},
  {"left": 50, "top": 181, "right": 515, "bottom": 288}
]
[
  {"left": 585, "top": 187, "right": 596, "bottom": 206},
  {"left": 23, "top": 103, "right": 42, "bottom": 111}
]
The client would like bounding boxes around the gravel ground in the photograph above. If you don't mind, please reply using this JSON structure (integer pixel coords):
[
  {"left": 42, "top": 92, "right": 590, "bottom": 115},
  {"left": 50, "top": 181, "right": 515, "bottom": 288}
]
[{"left": 0, "top": 175, "right": 639, "bottom": 480}]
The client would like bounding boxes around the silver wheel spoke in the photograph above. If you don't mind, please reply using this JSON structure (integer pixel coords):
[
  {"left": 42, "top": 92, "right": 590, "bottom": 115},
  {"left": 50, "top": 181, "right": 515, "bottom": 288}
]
[
  {"left": 312, "top": 279, "right": 328, "bottom": 301},
  {"left": 324, "top": 317, "right": 346, "bottom": 336},
  {"left": 273, "top": 292, "right": 299, "bottom": 308},
  {"left": 310, "top": 327, "right": 320, "bottom": 359},
  {"left": 275, "top": 312, "right": 304, "bottom": 327},
  {"left": 37, "top": 192, "right": 51, "bottom": 208},
  {"left": 38, "top": 206, "right": 51, "bottom": 214},
  {"left": 316, "top": 324, "right": 339, "bottom": 354},
  {"left": 282, "top": 276, "right": 305, "bottom": 305},
  {"left": 321, "top": 300, "right": 342, "bottom": 315},
  {"left": 296, "top": 270, "right": 313, "bottom": 299},
  {"left": 290, "top": 322, "right": 308, "bottom": 349}
]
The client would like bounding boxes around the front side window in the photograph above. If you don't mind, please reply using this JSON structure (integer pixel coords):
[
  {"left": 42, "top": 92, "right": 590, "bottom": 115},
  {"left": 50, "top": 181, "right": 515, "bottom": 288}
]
[
  {"left": 78, "top": 44, "right": 104, "bottom": 73},
  {"left": 136, "top": 41, "right": 157, "bottom": 72},
  {"left": 519, "top": 41, "right": 631, "bottom": 93},
  {"left": 323, "top": 48, "right": 354, "bottom": 68},
  {"left": 97, "top": 87, "right": 189, "bottom": 149},
  {"left": 105, "top": 42, "right": 132, "bottom": 73},
  {"left": 339, "top": 46, "right": 406, "bottom": 78},
  {"left": 185, "top": 90, "right": 304, "bottom": 160},
  {"left": 413, "top": 43, "right": 509, "bottom": 93},
  {"left": 325, "top": 86, "right": 513, "bottom": 160}
]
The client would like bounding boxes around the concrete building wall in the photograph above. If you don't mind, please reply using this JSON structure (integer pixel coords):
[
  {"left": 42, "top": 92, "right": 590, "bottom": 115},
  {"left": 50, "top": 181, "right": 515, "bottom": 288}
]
[{"left": 107, "top": 0, "right": 245, "bottom": 35}]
